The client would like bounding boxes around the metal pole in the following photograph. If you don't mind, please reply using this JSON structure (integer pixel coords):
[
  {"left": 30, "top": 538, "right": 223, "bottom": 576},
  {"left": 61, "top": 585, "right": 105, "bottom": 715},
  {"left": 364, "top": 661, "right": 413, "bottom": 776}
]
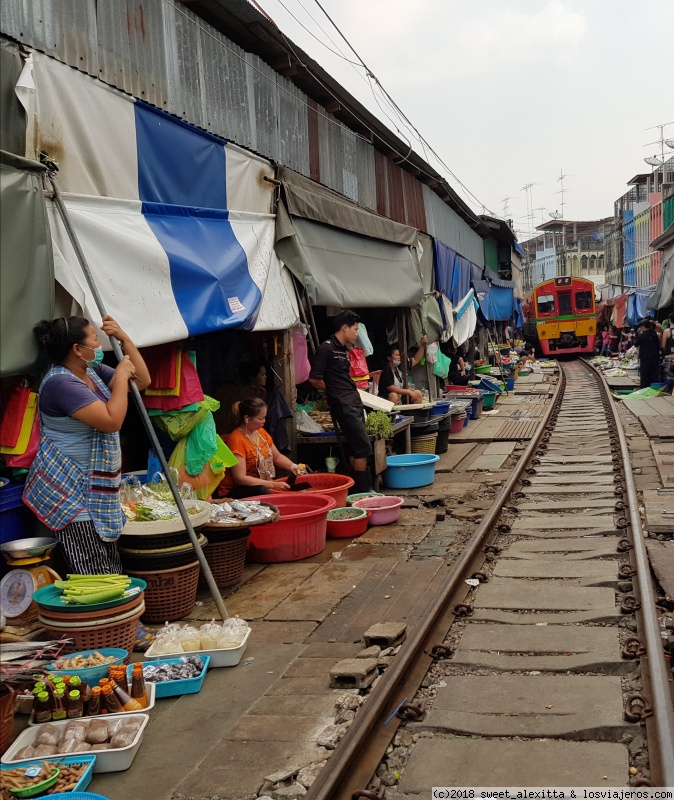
[{"left": 47, "top": 175, "right": 229, "bottom": 621}]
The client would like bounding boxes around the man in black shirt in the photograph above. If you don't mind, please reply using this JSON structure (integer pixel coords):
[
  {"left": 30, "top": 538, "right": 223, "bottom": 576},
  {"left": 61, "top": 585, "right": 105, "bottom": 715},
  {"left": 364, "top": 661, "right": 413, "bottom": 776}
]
[{"left": 309, "top": 311, "right": 373, "bottom": 492}]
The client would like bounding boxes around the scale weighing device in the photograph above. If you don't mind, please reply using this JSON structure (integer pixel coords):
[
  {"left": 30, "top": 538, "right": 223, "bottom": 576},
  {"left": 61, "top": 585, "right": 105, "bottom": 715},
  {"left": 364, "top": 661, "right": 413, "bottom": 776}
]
[{"left": 0, "top": 537, "right": 61, "bottom": 625}]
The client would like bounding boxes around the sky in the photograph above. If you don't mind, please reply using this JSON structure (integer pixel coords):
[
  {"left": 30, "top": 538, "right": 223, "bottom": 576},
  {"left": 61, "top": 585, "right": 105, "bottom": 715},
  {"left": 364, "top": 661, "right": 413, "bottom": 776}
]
[{"left": 252, "top": 0, "right": 674, "bottom": 241}]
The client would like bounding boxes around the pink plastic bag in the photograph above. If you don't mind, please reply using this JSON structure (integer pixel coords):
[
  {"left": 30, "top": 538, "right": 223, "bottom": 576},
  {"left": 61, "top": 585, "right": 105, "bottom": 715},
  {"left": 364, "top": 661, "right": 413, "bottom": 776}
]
[{"left": 293, "top": 331, "right": 311, "bottom": 384}]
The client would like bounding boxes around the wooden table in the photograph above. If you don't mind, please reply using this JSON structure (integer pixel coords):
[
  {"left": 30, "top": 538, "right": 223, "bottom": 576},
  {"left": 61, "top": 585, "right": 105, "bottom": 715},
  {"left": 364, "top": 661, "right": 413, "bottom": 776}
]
[{"left": 297, "top": 417, "right": 413, "bottom": 488}]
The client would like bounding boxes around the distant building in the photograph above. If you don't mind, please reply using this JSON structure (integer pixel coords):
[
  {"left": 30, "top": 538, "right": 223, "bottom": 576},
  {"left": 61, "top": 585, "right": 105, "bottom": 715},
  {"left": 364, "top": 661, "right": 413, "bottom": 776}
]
[{"left": 520, "top": 218, "right": 610, "bottom": 294}]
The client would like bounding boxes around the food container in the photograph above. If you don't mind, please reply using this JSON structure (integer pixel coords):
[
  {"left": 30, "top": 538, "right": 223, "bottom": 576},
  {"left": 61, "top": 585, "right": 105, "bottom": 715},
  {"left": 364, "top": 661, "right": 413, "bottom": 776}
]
[
  {"left": 383, "top": 454, "right": 440, "bottom": 489},
  {"left": 244, "top": 494, "right": 336, "bottom": 563},
  {"left": 33, "top": 580, "right": 147, "bottom": 614},
  {"left": 0, "top": 537, "right": 58, "bottom": 560},
  {"left": 29, "top": 681, "right": 155, "bottom": 725},
  {"left": 430, "top": 401, "right": 450, "bottom": 416},
  {"left": 0, "top": 755, "right": 96, "bottom": 794},
  {"left": 45, "top": 649, "right": 129, "bottom": 686},
  {"left": 481, "top": 391, "right": 497, "bottom": 409},
  {"left": 352, "top": 495, "right": 404, "bottom": 525},
  {"left": 346, "top": 492, "right": 383, "bottom": 505},
  {"left": 326, "top": 508, "right": 370, "bottom": 538},
  {"left": 1, "top": 714, "right": 150, "bottom": 773},
  {"left": 139, "top": 655, "right": 210, "bottom": 697},
  {"left": 120, "top": 501, "right": 212, "bottom": 536},
  {"left": 144, "top": 626, "right": 250, "bottom": 668}
]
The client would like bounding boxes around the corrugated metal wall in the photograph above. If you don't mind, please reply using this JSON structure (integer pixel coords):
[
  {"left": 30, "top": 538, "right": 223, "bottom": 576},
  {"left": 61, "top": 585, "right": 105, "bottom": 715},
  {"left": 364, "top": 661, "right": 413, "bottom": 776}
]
[{"left": 2, "top": 0, "right": 482, "bottom": 257}]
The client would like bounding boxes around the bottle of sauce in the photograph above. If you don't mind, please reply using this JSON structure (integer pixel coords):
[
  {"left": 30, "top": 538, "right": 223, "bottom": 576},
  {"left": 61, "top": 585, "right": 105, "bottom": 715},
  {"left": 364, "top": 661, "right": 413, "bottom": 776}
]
[
  {"left": 111, "top": 679, "right": 143, "bottom": 711},
  {"left": 33, "top": 690, "right": 52, "bottom": 724},
  {"left": 130, "top": 665, "right": 147, "bottom": 709},
  {"left": 70, "top": 676, "right": 91, "bottom": 706},
  {"left": 67, "top": 689, "right": 83, "bottom": 718},
  {"left": 101, "top": 683, "right": 123, "bottom": 714},
  {"left": 52, "top": 687, "right": 67, "bottom": 721},
  {"left": 112, "top": 666, "right": 129, "bottom": 694},
  {"left": 87, "top": 686, "right": 103, "bottom": 716}
]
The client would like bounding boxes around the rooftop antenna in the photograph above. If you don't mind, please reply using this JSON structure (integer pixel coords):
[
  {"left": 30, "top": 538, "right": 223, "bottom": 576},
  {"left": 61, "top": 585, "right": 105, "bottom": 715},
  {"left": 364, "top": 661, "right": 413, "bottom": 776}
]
[
  {"left": 501, "top": 195, "right": 513, "bottom": 217},
  {"left": 549, "top": 211, "right": 563, "bottom": 220},
  {"left": 533, "top": 206, "right": 548, "bottom": 224},
  {"left": 520, "top": 182, "right": 538, "bottom": 238},
  {"left": 644, "top": 122, "right": 674, "bottom": 188},
  {"left": 556, "top": 168, "right": 575, "bottom": 220}
]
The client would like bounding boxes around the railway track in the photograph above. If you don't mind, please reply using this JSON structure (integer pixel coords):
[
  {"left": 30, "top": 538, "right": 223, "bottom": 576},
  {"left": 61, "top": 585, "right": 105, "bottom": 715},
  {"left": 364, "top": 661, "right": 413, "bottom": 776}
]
[{"left": 305, "top": 360, "right": 674, "bottom": 799}]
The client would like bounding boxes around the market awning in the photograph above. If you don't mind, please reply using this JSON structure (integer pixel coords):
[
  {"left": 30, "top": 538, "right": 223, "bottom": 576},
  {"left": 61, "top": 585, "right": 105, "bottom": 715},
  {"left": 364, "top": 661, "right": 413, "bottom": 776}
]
[
  {"left": 647, "top": 248, "right": 674, "bottom": 310},
  {"left": 275, "top": 202, "right": 423, "bottom": 308},
  {"left": 27, "top": 51, "right": 298, "bottom": 347},
  {"left": 0, "top": 151, "right": 54, "bottom": 376},
  {"left": 433, "top": 238, "right": 472, "bottom": 304},
  {"left": 625, "top": 288, "right": 655, "bottom": 326},
  {"left": 473, "top": 279, "right": 515, "bottom": 321}
]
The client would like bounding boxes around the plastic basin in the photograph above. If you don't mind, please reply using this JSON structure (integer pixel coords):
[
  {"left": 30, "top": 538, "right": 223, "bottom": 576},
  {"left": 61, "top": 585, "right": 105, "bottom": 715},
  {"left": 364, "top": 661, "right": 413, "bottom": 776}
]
[
  {"left": 1, "top": 756, "right": 96, "bottom": 795},
  {"left": 478, "top": 377, "right": 503, "bottom": 394},
  {"left": 272, "top": 472, "right": 354, "bottom": 509},
  {"left": 475, "top": 364, "right": 492, "bottom": 374},
  {"left": 326, "top": 508, "right": 370, "bottom": 538},
  {"left": 505, "top": 377, "right": 515, "bottom": 391},
  {"left": 352, "top": 495, "right": 404, "bottom": 525},
  {"left": 347, "top": 491, "right": 383, "bottom": 505},
  {"left": 383, "top": 454, "right": 440, "bottom": 489},
  {"left": 481, "top": 391, "right": 497, "bottom": 409},
  {"left": 430, "top": 401, "right": 450, "bottom": 416},
  {"left": 450, "top": 414, "right": 465, "bottom": 433},
  {"left": 244, "top": 494, "right": 336, "bottom": 562},
  {"left": 140, "top": 655, "right": 210, "bottom": 697},
  {"left": 45, "top": 648, "right": 128, "bottom": 685}
]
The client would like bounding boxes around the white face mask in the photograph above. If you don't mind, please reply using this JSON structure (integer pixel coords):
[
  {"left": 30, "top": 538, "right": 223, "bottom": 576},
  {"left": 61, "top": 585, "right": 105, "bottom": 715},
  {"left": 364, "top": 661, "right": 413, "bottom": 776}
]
[{"left": 391, "top": 359, "right": 401, "bottom": 368}]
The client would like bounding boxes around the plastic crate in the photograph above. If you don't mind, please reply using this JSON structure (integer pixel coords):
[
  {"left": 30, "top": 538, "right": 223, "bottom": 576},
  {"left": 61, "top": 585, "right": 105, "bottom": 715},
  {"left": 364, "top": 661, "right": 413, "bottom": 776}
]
[
  {"left": 140, "top": 654, "right": 210, "bottom": 697},
  {"left": 0, "top": 483, "right": 36, "bottom": 546}
]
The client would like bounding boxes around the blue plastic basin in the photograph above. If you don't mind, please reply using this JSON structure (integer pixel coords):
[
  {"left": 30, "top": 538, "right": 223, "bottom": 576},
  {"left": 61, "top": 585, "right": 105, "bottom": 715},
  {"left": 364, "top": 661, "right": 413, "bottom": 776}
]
[
  {"left": 505, "top": 377, "right": 515, "bottom": 391},
  {"left": 430, "top": 401, "right": 451, "bottom": 416},
  {"left": 384, "top": 454, "right": 440, "bottom": 489},
  {"left": 478, "top": 377, "right": 503, "bottom": 395}
]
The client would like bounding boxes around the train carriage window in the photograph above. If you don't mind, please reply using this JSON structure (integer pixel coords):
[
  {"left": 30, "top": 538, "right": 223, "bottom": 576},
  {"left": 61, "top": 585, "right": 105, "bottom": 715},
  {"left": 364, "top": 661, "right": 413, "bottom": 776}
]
[
  {"left": 537, "top": 294, "right": 555, "bottom": 314},
  {"left": 575, "top": 291, "right": 593, "bottom": 310},
  {"left": 558, "top": 291, "right": 572, "bottom": 314}
]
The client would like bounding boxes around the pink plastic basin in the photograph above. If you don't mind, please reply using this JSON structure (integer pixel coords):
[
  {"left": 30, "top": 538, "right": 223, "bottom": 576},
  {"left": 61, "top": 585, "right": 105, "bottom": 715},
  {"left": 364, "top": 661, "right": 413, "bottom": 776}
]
[
  {"left": 244, "top": 494, "right": 336, "bottom": 563},
  {"left": 352, "top": 495, "right": 404, "bottom": 526}
]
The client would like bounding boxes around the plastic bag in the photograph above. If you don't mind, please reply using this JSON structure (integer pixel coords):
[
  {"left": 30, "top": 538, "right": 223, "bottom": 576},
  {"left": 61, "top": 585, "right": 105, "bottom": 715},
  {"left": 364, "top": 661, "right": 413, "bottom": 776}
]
[
  {"left": 297, "top": 410, "right": 324, "bottom": 434},
  {"left": 153, "top": 396, "right": 220, "bottom": 442},
  {"left": 432, "top": 348, "right": 451, "bottom": 379},
  {"left": 168, "top": 438, "right": 220, "bottom": 500},
  {"left": 185, "top": 413, "right": 218, "bottom": 476},
  {"left": 85, "top": 719, "right": 110, "bottom": 745},
  {"left": 293, "top": 330, "right": 311, "bottom": 384}
]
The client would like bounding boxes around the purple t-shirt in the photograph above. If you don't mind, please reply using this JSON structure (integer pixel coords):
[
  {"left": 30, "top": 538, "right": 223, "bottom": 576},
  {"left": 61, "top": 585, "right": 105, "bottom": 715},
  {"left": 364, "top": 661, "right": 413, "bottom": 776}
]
[{"left": 40, "top": 364, "right": 116, "bottom": 417}]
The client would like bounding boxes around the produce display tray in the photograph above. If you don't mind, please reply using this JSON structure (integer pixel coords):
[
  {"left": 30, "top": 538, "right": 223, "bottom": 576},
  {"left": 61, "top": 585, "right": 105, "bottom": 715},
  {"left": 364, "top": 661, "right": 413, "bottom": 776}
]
[
  {"left": 301, "top": 431, "right": 335, "bottom": 437},
  {"left": 205, "top": 502, "right": 279, "bottom": 530},
  {"left": 121, "top": 501, "right": 212, "bottom": 536},
  {"left": 28, "top": 681, "right": 155, "bottom": 725},
  {"left": 0, "top": 754, "right": 96, "bottom": 794},
  {"left": 33, "top": 579, "right": 147, "bottom": 612},
  {"left": 142, "top": 654, "right": 210, "bottom": 697},
  {"left": 2, "top": 714, "right": 150, "bottom": 773},
  {"left": 144, "top": 627, "right": 250, "bottom": 668}
]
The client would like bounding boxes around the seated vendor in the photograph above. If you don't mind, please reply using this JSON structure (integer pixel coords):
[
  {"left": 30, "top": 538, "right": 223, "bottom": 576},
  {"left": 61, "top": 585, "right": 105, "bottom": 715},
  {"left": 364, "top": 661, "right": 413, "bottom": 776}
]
[
  {"left": 378, "top": 336, "right": 427, "bottom": 404},
  {"left": 217, "top": 398, "right": 303, "bottom": 498},
  {"left": 448, "top": 346, "right": 470, "bottom": 386}
]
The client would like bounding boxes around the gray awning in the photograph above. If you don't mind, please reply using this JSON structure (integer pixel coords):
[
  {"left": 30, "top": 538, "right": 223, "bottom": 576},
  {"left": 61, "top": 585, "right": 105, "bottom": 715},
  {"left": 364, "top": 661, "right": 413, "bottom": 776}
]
[
  {"left": 646, "top": 246, "right": 674, "bottom": 310},
  {"left": 278, "top": 166, "right": 418, "bottom": 246},
  {"left": 1, "top": 150, "right": 54, "bottom": 376},
  {"left": 275, "top": 201, "right": 423, "bottom": 308}
]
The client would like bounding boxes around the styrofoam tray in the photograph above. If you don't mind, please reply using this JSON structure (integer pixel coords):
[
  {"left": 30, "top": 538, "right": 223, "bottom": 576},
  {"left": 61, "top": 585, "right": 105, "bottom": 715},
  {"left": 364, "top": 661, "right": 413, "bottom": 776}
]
[
  {"left": 144, "top": 627, "right": 250, "bottom": 668},
  {"left": 142, "top": 654, "right": 210, "bottom": 697},
  {"left": 28, "top": 681, "right": 155, "bottom": 725},
  {"left": 2, "top": 714, "right": 149, "bottom": 773},
  {"left": 0, "top": 754, "right": 96, "bottom": 793}
]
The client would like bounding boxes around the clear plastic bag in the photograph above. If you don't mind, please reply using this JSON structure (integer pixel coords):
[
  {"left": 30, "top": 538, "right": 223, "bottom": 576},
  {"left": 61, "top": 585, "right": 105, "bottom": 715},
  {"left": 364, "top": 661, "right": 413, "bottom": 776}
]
[
  {"left": 177, "top": 625, "right": 201, "bottom": 652},
  {"left": 199, "top": 619, "right": 222, "bottom": 650}
]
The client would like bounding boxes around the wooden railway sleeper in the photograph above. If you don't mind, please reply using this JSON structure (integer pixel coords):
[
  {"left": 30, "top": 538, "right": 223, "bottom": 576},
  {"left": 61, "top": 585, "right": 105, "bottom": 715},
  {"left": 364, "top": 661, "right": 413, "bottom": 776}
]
[
  {"left": 621, "top": 636, "right": 647, "bottom": 659},
  {"left": 624, "top": 693, "right": 653, "bottom": 723}
]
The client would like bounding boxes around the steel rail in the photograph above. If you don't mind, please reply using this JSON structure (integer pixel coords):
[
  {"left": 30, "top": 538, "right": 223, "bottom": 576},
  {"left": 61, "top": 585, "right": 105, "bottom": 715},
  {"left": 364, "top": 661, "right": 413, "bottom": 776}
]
[
  {"left": 305, "top": 367, "right": 566, "bottom": 800},
  {"left": 581, "top": 359, "right": 674, "bottom": 785}
]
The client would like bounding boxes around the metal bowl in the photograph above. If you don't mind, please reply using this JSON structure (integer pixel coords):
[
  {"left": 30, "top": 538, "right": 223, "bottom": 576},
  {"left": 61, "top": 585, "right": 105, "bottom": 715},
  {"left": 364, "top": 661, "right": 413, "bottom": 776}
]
[{"left": 0, "top": 536, "right": 59, "bottom": 560}]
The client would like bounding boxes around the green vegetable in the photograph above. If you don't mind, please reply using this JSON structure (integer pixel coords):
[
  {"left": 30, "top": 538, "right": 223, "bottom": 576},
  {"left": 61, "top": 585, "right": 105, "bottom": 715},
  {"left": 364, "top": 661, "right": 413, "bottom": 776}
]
[
  {"left": 365, "top": 411, "right": 393, "bottom": 439},
  {"left": 67, "top": 587, "right": 126, "bottom": 604}
]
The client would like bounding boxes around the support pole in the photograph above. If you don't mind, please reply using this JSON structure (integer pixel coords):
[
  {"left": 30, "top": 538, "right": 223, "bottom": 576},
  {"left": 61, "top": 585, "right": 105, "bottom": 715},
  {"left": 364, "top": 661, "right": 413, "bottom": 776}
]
[{"left": 47, "top": 174, "right": 229, "bottom": 621}]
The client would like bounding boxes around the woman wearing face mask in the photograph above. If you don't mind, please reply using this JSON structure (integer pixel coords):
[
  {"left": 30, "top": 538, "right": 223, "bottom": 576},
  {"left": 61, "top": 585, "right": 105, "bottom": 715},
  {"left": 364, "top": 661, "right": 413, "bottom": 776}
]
[
  {"left": 377, "top": 338, "right": 427, "bottom": 404},
  {"left": 24, "top": 315, "right": 150, "bottom": 574},
  {"left": 216, "top": 398, "right": 303, "bottom": 498}
]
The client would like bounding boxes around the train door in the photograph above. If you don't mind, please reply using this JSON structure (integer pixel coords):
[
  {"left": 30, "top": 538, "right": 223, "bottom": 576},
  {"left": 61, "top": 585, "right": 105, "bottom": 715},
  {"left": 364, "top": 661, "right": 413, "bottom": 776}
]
[{"left": 558, "top": 291, "right": 572, "bottom": 315}]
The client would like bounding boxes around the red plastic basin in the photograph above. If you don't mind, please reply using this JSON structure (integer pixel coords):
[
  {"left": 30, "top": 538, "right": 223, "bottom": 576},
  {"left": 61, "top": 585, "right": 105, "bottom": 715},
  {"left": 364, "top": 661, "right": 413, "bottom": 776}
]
[
  {"left": 244, "top": 494, "right": 336, "bottom": 563},
  {"left": 326, "top": 509, "right": 371, "bottom": 539},
  {"left": 272, "top": 472, "right": 355, "bottom": 509}
]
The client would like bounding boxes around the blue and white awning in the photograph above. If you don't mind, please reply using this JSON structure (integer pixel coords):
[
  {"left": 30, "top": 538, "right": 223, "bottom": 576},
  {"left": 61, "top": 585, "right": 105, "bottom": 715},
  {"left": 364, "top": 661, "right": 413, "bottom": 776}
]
[{"left": 24, "top": 51, "right": 298, "bottom": 345}]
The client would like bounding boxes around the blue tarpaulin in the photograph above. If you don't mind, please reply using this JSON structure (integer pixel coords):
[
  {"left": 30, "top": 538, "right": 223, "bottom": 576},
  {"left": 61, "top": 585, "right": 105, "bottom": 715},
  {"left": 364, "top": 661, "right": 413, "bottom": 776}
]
[
  {"left": 625, "top": 288, "right": 655, "bottom": 326},
  {"left": 433, "top": 238, "right": 472, "bottom": 304},
  {"left": 515, "top": 298, "right": 524, "bottom": 328},
  {"left": 473, "top": 279, "right": 515, "bottom": 321}
]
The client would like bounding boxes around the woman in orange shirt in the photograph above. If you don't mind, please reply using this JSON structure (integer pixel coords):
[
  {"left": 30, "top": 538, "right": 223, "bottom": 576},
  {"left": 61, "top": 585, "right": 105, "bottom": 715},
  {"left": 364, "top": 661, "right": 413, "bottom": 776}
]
[{"left": 217, "top": 397, "right": 302, "bottom": 498}]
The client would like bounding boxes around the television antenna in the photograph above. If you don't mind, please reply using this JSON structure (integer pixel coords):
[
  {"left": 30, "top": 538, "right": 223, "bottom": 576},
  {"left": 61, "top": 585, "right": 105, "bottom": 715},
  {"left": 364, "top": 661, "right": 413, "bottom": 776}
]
[
  {"left": 644, "top": 122, "right": 674, "bottom": 181},
  {"left": 556, "top": 169, "right": 575, "bottom": 220},
  {"left": 501, "top": 195, "right": 513, "bottom": 217},
  {"left": 520, "top": 182, "right": 538, "bottom": 236}
]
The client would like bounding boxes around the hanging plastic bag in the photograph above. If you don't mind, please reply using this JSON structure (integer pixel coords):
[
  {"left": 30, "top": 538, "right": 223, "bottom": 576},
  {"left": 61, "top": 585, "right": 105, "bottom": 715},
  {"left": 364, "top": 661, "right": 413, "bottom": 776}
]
[
  {"left": 153, "top": 396, "right": 220, "bottom": 441},
  {"left": 348, "top": 347, "right": 370, "bottom": 389},
  {"left": 292, "top": 330, "right": 311, "bottom": 384},
  {"left": 426, "top": 342, "right": 438, "bottom": 364},
  {"left": 3, "top": 413, "right": 40, "bottom": 468},
  {"left": 432, "top": 348, "right": 451, "bottom": 379},
  {"left": 185, "top": 413, "right": 218, "bottom": 477},
  {"left": 0, "top": 391, "right": 37, "bottom": 455},
  {"left": 0, "top": 385, "right": 33, "bottom": 448}
]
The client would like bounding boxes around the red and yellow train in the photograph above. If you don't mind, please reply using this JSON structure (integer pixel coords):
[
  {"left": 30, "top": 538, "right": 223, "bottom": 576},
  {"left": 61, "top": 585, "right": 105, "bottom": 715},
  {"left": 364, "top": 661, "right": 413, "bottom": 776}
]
[{"left": 521, "top": 277, "right": 597, "bottom": 356}]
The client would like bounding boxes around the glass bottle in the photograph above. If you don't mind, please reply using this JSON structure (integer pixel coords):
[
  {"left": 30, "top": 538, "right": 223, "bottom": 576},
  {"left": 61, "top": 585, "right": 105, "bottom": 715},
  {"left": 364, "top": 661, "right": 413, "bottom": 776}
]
[
  {"left": 70, "top": 675, "right": 91, "bottom": 705},
  {"left": 111, "top": 679, "right": 143, "bottom": 711},
  {"left": 130, "top": 665, "right": 147, "bottom": 709},
  {"left": 113, "top": 666, "right": 129, "bottom": 695},
  {"left": 67, "top": 689, "right": 83, "bottom": 718},
  {"left": 33, "top": 690, "right": 52, "bottom": 724},
  {"left": 52, "top": 687, "right": 67, "bottom": 721},
  {"left": 101, "top": 683, "right": 123, "bottom": 714},
  {"left": 87, "top": 686, "right": 102, "bottom": 716}
]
